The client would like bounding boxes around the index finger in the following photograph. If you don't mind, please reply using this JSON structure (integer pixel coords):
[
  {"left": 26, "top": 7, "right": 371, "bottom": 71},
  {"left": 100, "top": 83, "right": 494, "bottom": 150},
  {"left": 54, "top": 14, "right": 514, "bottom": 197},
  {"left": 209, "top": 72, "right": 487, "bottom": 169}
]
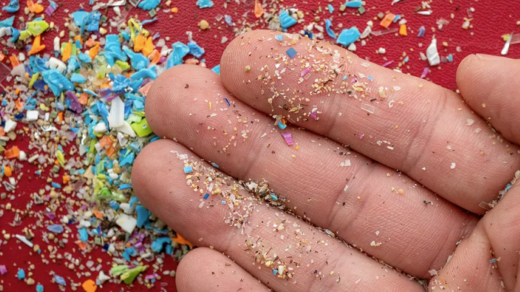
[{"left": 220, "top": 30, "right": 520, "bottom": 214}]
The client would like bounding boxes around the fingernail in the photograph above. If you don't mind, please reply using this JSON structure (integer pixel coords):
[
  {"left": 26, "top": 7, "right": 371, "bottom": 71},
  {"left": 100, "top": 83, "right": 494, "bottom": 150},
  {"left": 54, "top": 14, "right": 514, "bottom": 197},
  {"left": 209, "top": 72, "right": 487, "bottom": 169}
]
[{"left": 476, "top": 54, "right": 505, "bottom": 61}]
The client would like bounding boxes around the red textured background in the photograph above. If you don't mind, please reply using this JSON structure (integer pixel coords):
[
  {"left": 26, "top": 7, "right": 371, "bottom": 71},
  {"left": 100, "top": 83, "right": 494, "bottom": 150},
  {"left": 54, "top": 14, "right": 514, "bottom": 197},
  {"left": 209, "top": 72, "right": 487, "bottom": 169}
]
[{"left": 1, "top": 0, "right": 520, "bottom": 291}]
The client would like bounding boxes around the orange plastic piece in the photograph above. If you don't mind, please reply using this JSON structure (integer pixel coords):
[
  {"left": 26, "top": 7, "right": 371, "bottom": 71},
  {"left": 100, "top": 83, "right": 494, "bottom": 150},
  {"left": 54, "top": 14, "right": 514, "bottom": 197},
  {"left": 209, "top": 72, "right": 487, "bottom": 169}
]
[
  {"left": 99, "top": 136, "right": 112, "bottom": 147},
  {"left": 81, "top": 279, "right": 97, "bottom": 292},
  {"left": 399, "top": 24, "right": 407, "bottom": 36},
  {"left": 63, "top": 175, "right": 70, "bottom": 184},
  {"left": 149, "top": 50, "right": 161, "bottom": 65},
  {"left": 28, "top": 35, "right": 46, "bottom": 55},
  {"left": 172, "top": 233, "right": 193, "bottom": 249},
  {"left": 380, "top": 13, "right": 396, "bottom": 28},
  {"left": 138, "top": 81, "right": 153, "bottom": 97},
  {"left": 0, "top": 127, "right": 6, "bottom": 137},
  {"left": 85, "top": 38, "right": 97, "bottom": 48},
  {"left": 15, "top": 88, "right": 21, "bottom": 95},
  {"left": 4, "top": 166, "right": 12, "bottom": 177},
  {"left": 0, "top": 53, "right": 5, "bottom": 62},
  {"left": 105, "top": 144, "right": 116, "bottom": 157},
  {"left": 254, "top": 0, "right": 264, "bottom": 18},
  {"left": 5, "top": 146, "right": 20, "bottom": 159},
  {"left": 15, "top": 99, "right": 24, "bottom": 110},
  {"left": 133, "top": 34, "right": 146, "bottom": 53},
  {"left": 142, "top": 37, "right": 154, "bottom": 57},
  {"left": 74, "top": 35, "right": 83, "bottom": 46},
  {"left": 93, "top": 210, "right": 103, "bottom": 219},
  {"left": 58, "top": 112, "right": 63, "bottom": 122},
  {"left": 9, "top": 55, "right": 20, "bottom": 67},
  {"left": 76, "top": 241, "right": 87, "bottom": 250},
  {"left": 89, "top": 42, "right": 100, "bottom": 59},
  {"left": 27, "top": 1, "right": 44, "bottom": 13},
  {"left": 62, "top": 42, "right": 72, "bottom": 62},
  {"left": 79, "top": 93, "right": 88, "bottom": 105}
]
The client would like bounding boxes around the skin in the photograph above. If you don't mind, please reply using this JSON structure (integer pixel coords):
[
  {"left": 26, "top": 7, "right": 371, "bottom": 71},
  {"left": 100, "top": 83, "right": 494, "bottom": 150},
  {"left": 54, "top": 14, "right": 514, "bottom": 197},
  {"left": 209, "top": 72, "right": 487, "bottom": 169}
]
[{"left": 132, "top": 31, "right": 520, "bottom": 291}]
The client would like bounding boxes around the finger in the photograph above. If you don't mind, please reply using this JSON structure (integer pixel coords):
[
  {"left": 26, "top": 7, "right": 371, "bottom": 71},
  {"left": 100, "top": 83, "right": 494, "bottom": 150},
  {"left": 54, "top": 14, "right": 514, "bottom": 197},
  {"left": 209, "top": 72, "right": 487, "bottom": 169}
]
[
  {"left": 146, "top": 64, "right": 478, "bottom": 278},
  {"left": 219, "top": 30, "right": 520, "bottom": 214},
  {"left": 132, "top": 139, "right": 425, "bottom": 292},
  {"left": 176, "top": 247, "right": 270, "bottom": 292},
  {"left": 457, "top": 54, "right": 520, "bottom": 144},
  {"left": 430, "top": 172, "right": 520, "bottom": 292}
]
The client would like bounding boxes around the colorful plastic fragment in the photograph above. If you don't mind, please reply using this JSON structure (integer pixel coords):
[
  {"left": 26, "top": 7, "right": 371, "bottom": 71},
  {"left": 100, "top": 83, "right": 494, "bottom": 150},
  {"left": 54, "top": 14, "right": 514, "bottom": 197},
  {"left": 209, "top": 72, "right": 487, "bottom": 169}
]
[
  {"left": 36, "top": 284, "right": 44, "bottom": 292},
  {"left": 27, "top": 20, "right": 49, "bottom": 36},
  {"left": 0, "top": 16, "right": 15, "bottom": 28},
  {"left": 380, "top": 13, "right": 396, "bottom": 28},
  {"left": 138, "top": 0, "right": 161, "bottom": 10},
  {"left": 282, "top": 133, "right": 294, "bottom": 146},
  {"left": 17, "top": 269, "right": 25, "bottom": 279},
  {"left": 196, "top": 0, "right": 214, "bottom": 8},
  {"left": 418, "top": 26, "right": 426, "bottom": 37},
  {"left": 0, "top": 265, "right": 7, "bottom": 275},
  {"left": 167, "top": 42, "right": 189, "bottom": 68},
  {"left": 41, "top": 69, "right": 75, "bottom": 96},
  {"left": 47, "top": 224, "right": 64, "bottom": 233},
  {"left": 336, "top": 27, "right": 361, "bottom": 47},
  {"left": 325, "top": 19, "right": 336, "bottom": 39},
  {"left": 328, "top": 4, "right": 334, "bottom": 13},
  {"left": 2, "top": 0, "right": 19, "bottom": 13},
  {"left": 279, "top": 10, "right": 297, "bottom": 29},
  {"left": 81, "top": 279, "right": 97, "bottom": 292},
  {"left": 345, "top": 0, "right": 362, "bottom": 8},
  {"left": 427, "top": 38, "right": 440, "bottom": 66},
  {"left": 54, "top": 275, "right": 66, "bottom": 286},
  {"left": 286, "top": 47, "right": 297, "bottom": 58}
]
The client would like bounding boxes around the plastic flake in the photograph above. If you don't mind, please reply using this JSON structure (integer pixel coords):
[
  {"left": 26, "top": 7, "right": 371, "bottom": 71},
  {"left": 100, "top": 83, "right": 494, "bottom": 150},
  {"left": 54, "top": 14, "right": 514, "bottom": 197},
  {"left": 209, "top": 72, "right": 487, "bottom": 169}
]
[
  {"left": 325, "top": 19, "right": 336, "bottom": 39},
  {"left": 286, "top": 48, "right": 297, "bottom": 58},
  {"left": 138, "top": 0, "right": 161, "bottom": 10},
  {"left": 279, "top": 10, "right": 297, "bottom": 29},
  {"left": 196, "top": 0, "right": 214, "bottom": 8},
  {"left": 2, "top": 0, "right": 19, "bottom": 13},
  {"left": 336, "top": 27, "right": 361, "bottom": 46},
  {"left": 345, "top": 0, "right": 362, "bottom": 8}
]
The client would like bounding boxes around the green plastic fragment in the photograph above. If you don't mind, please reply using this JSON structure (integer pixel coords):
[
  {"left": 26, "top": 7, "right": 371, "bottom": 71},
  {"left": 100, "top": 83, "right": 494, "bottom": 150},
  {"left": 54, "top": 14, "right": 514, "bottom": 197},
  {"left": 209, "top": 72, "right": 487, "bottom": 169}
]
[
  {"left": 89, "top": 139, "right": 98, "bottom": 153},
  {"left": 29, "top": 72, "right": 40, "bottom": 89},
  {"left": 27, "top": 21, "right": 49, "bottom": 36},
  {"left": 131, "top": 118, "right": 153, "bottom": 137},
  {"left": 19, "top": 30, "right": 32, "bottom": 41},
  {"left": 61, "top": 43, "right": 77, "bottom": 57},
  {"left": 110, "top": 265, "right": 128, "bottom": 277},
  {"left": 121, "top": 266, "right": 148, "bottom": 284},
  {"left": 115, "top": 61, "right": 131, "bottom": 71},
  {"left": 56, "top": 150, "right": 65, "bottom": 167},
  {"left": 94, "top": 187, "right": 126, "bottom": 201},
  {"left": 358, "top": 6, "right": 365, "bottom": 14}
]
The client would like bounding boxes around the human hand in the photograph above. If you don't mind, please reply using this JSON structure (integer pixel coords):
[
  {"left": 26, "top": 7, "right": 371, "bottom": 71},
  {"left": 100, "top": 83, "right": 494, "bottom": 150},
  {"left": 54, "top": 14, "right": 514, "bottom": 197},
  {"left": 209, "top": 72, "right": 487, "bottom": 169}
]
[{"left": 132, "top": 30, "right": 520, "bottom": 291}]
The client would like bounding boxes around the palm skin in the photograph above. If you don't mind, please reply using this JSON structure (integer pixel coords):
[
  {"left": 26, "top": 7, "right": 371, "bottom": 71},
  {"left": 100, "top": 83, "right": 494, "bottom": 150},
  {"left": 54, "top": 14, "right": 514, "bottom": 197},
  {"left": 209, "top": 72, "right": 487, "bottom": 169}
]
[{"left": 132, "top": 31, "right": 520, "bottom": 292}]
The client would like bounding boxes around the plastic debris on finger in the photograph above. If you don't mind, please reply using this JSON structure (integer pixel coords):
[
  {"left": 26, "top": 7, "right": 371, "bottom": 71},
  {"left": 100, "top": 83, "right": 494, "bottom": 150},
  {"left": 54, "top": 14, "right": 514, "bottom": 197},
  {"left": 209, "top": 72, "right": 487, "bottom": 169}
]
[
  {"left": 281, "top": 133, "right": 294, "bottom": 146},
  {"left": 167, "top": 42, "right": 189, "bottom": 69},
  {"left": 336, "top": 27, "right": 361, "bottom": 47},
  {"left": 426, "top": 38, "right": 440, "bottom": 66}
]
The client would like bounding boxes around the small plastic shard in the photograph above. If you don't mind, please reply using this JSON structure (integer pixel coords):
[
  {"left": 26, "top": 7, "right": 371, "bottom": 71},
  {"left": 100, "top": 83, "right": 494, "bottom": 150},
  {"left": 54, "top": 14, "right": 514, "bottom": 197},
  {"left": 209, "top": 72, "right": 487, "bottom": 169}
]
[
  {"left": 167, "top": 42, "right": 189, "bottom": 69},
  {"left": 196, "top": 0, "right": 214, "bottom": 8},
  {"left": 281, "top": 133, "right": 294, "bottom": 146},
  {"left": 345, "top": 0, "right": 362, "bottom": 8},
  {"left": 418, "top": 26, "right": 425, "bottom": 37},
  {"left": 47, "top": 224, "right": 64, "bottom": 233},
  {"left": 279, "top": 10, "right": 297, "bottom": 29},
  {"left": 336, "top": 27, "right": 361, "bottom": 47},
  {"left": 417, "top": 10, "right": 433, "bottom": 15},
  {"left": 18, "top": 269, "right": 25, "bottom": 279},
  {"left": 0, "top": 265, "right": 7, "bottom": 275},
  {"left": 138, "top": 0, "right": 160, "bottom": 10},
  {"left": 328, "top": 4, "right": 334, "bottom": 14},
  {"left": 116, "top": 213, "right": 138, "bottom": 234},
  {"left": 108, "top": 97, "right": 125, "bottom": 128},
  {"left": 184, "top": 166, "right": 193, "bottom": 173},
  {"left": 501, "top": 32, "right": 513, "bottom": 55},
  {"left": 361, "top": 104, "right": 375, "bottom": 114},
  {"left": 426, "top": 38, "right": 440, "bottom": 66},
  {"left": 0, "top": 16, "right": 15, "bottom": 27},
  {"left": 325, "top": 19, "right": 336, "bottom": 39},
  {"left": 286, "top": 48, "right": 297, "bottom": 58},
  {"left": 15, "top": 234, "right": 33, "bottom": 247},
  {"left": 420, "top": 67, "right": 429, "bottom": 79},
  {"left": 2, "top": 0, "right": 20, "bottom": 13},
  {"left": 82, "top": 279, "right": 97, "bottom": 292},
  {"left": 380, "top": 13, "right": 396, "bottom": 28},
  {"left": 371, "top": 28, "right": 398, "bottom": 36},
  {"left": 254, "top": 0, "right": 264, "bottom": 18},
  {"left": 121, "top": 266, "right": 148, "bottom": 284},
  {"left": 54, "top": 275, "right": 66, "bottom": 286}
]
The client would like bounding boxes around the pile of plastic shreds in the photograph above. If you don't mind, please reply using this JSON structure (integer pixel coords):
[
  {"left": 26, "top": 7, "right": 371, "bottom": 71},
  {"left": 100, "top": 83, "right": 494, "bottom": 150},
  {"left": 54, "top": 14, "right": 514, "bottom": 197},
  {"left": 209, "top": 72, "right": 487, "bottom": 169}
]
[{"left": 0, "top": 0, "right": 209, "bottom": 290}]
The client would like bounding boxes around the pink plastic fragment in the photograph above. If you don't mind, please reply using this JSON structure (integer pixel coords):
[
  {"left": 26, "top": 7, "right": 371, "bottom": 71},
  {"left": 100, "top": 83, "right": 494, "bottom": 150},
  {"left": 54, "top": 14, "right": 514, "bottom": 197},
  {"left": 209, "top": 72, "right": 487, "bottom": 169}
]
[
  {"left": 382, "top": 60, "right": 394, "bottom": 67},
  {"left": 145, "top": 274, "right": 159, "bottom": 280},
  {"left": 420, "top": 67, "right": 429, "bottom": 79},
  {"left": 45, "top": 5, "right": 57, "bottom": 16},
  {"left": 371, "top": 28, "right": 398, "bottom": 36},
  {"left": 301, "top": 68, "right": 310, "bottom": 77},
  {"left": 310, "top": 110, "right": 317, "bottom": 120},
  {"left": 0, "top": 265, "right": 7, "bottom": 275},
  {"left": 281, "top": 133, "right": 294, "bottom": 146}
]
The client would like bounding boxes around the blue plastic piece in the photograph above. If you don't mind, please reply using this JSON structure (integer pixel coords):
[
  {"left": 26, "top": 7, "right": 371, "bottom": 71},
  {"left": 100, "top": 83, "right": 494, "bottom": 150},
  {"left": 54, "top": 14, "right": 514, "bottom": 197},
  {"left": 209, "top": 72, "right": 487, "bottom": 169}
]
[
  {"left": 54, "top": 275, "right": 66, "bottom": 286},
  {"left": 10, "top": 27, "right": 20, "bottom": 42},
  {"left": 336, "top": 27, "right": 361, "bottom": 47},
  {"left": 81, "top": 11, "right": 101, "bottom": 34},
  {"left": 67, "top": 56, "right": 80, "bottom": 72},
  {"left": 119, "top": 152, "right": 135, "bottom": 167},
  {"left": 109, "top": 200, "right": 120, "bottom": 210},
  {"left": 417, "top": 26, "right": 425, "bottom": 37},
  {"left": 270, "top": 193, "right": 278, "bottom": 201},
  {"left": 188, "top": 41, "right": 205, "bottom": 58},
  {"left": 184, "top": 166, "right": 193, "bottom": 173},
  {"left": 328, "top": 4, "right": 334, "bottom": 14},
  {"left": 41, "top": 69, "right": 75, "bottom": 96},
  {"left": 196, "top": 0, "right": 214, "bottom": 8},
  {"left": 71, "top": 73, "right": 86, "bottom": 83},
  {"left": 279, "top": 10, "right": 297, "bottom": 29},
  {"left": 36, "top": 284, "right": 44, "bottom": 292},
  {"left": 141, "top": 18, "right": 158, "bottom": 26},
  {"left": 2, "top": 0, "right": 19, "bottom": 13},
  {"left": 151, "top": 237, "right": 172, "bottom": 253},
  {"left": 78, "top": 228, "right": 89, "bottom": 242},
  {"left": 136, "top": 205, "right": 151, "bottom": 227},
  {"left": 203, "top": 193, "right": 210, "bottom": 200},
  {"left": 129, "top": 196, "right": 139, "bottom": 208},
  {"left": 393, "top": 15, "right": 401, "bottom": 23},
  {"left": 167, "top": 42, "right": 189, "bottom": 69},
  {"left": 17, "top": 269, "right": 25, "bottom": 279},
  {"left": 274, "top": 34, "right": 283, "bottom": 41},
  {"left": 345, "top": 0, "right": 362, "bottom": 8},
  {"left": 78, "top": 52, "right": 92, "bottom": 63},
  {"left": 211, "top": 64, "right": 220, "bottom": 74},
  {"left": 51, "top": 182, "right": 61, "bottom": 188},
  {"left": 325, "top": 19, "right": 336, "bottom": 39},
  {"left": 286, "top": 47, "right": 297, "bottom": 58},
  {"left": 72, "top": 10, "right": 89, "bottom": 26},
  {"left": 101, "top": 34, "right": 127, "bottom": 66},
  {"left": 278, "top": 121, "right": 287, "bottom": 129},
  {"left": 123, "top": 46, "right": 150, "bottom": 70},
  {"left": 130, "top": 65, "right": 157, "bottom": 80},
  {"left": 0, "top": 16, "right": 15, "bottom": 27},
  {"left": 138, "top": 0, "right": 161, "bottom": 10},
  {"left": 47, "top": 224, "right": 64, "bottom": 233},
  {"left": 224, "top": 15, "right": 232, "bottom": 26},
  {"left": 448, "top": 54, "right": 453, "bottom": 62}
]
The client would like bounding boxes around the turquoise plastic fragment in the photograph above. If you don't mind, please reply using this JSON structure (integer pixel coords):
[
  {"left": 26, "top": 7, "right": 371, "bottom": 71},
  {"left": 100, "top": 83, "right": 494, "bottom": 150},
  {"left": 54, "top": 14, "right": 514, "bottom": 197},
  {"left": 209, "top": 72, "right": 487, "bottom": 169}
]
[
  {"left": 123, "top": 46, "right": 150, "bottom": 70},
  {"left": 325, "top": 19, "right": 336, "bottom": 39},
  {"left": 211, "top": 64, "right": 220, "bottom": 74},
  {"left": 72, "top": 10, "right": 89, "bottom": 26},
  {"left": 101, "top": 34, "right": 127, "bottom": 66},
  {"left": 274, "top": 34, "right": 283, "bottom": 41},
  {"left": 67, "top": 56, "right": 80, "bottom": 73},
  {"left": 188, "top": 41, "right": 205, "bottom": 58},
  {"left": 196, "top": 0, "right": 214, "bottom": 8},
  {"left": 54, "top": 275, "right": 66, "bottom": 286},
  {"left": 136, "top": 205, "right": 151, "bottom": 227},
  {"left": 336, "top": 27, "right": 360, "bottom": 47},
  {"left": 0, "top": 16, "right": 15, "bottom": 27},
  {"left": 279, "top": 10, "right": 297, "bottom": 29},
  {"left": 71, "top": 73, "right": 86, "bottom": 84},
  {"left": 2, "top": 0, "right": 19, "bottom": 13},
  {"left": 130, "top": 65, "right": 157, "bottom": 80},
  {"left": 47, "top": 224, "right": 64, "bottom": 233},
  {"left": 10, "top": 27, "right": 20, "bottom": 42},
  {"left": 17, "top": 269, "right": 25, "bottom": 279},
  {"left": 78, "top": 52, "right": 92, "bottom": 63},
  {"left": 78, "top": 228, "right": 88, "bottom": 242},
  {"left": 80, "top": 11, "right": 101, "bottom": 34},
  {"left": 345, "top": 0, "right": 362, "bottom": 8},
  {"left": 138, "top": 0, "right": 161, "bottom": 10},
  {"left": 27, "top": 20, "right": 49, "bottom": 36},
  {"left": 151, "top": 237, "right": 171, "bottom": 253},
  {"left": 36, "top": 284, "right": 44, "bottom": 292},
  {"left": 41, "top": 69, "right": 75, "bottom": 96},
  {"left": 167, "top": 41, "right": 189, "bottom": 69},
  {"left": 328, "top": 4, "right": 334, "bottom": 14}
]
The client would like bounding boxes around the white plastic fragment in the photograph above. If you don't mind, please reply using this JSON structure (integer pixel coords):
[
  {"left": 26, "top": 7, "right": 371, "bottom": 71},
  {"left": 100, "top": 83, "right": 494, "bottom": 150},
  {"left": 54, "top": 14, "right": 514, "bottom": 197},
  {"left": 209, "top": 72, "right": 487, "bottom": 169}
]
[
  {"left": 19, "top": 151, "right": 27, "bottom": 161},
  {"left": 426, "top": 38, "right": 440, "bottom": 66},
  {"left": 115, "top": 213, "right": 137, "bottom": 234},
  {"left": 48, "top": 57, "right": 67, "bottom": 73},
  {"left": 26, "top": 110, "right": 39, "bottom": 122},
  {"left": 94, "top": 122, "right": 107, "bottom": 133},
  {"left": 501, "top": 32, "right": 513, "bottom": 56},
  {"left": 15, "top": 234, "right": 34, "bottom": 247},
  {"left": 348, "top": 43, "right": 357, "bottom": 51},
  {"left": 11, "top": 65, "right": 26, "bottom": 77},
  {"left": 4, "top": 119, "right": 17, "bottom": 132},
  {"left": 108, "top": 97, "right": 125, "bottom": 128},
  {"left": 114, "top": 121, "right": 136, "bottom": 137},
  {"left": 378, "top": 47, "right": 386, "bottom": 54},
  {"left": 450, "top": 162, "right": 456, "bottom": 169},
  {"left": 54, "top": 37, "right": 61, "bottom": 51},
  {"left": 97, "top": 271, "right": 111, "bottom": 284}
]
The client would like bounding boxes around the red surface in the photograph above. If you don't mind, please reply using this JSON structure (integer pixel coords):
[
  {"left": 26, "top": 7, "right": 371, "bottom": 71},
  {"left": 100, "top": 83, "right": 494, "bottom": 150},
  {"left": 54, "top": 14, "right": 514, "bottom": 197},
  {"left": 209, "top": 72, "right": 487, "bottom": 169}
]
[{"left": 1, "top": 0, "right": 520, "bottom": 291}]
